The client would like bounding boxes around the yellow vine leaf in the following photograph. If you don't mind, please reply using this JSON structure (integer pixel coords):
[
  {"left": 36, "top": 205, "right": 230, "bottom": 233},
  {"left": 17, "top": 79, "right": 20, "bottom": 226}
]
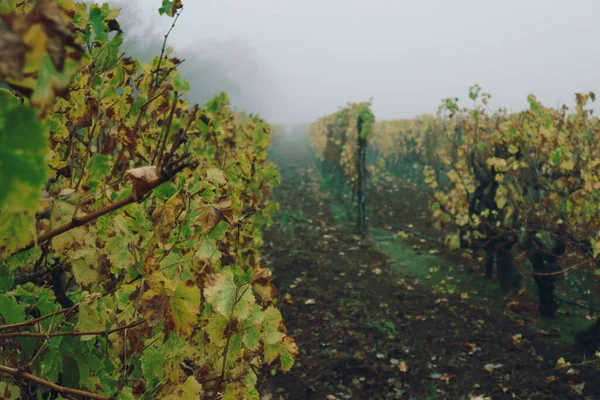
[
  {"left": 206, "top": 167, "right": 227, "bottom": 186},
  {"left": 168, "top": 279, "right": 201, "bottom": 338},
  {"left": 164, "top": 376, "right": 203, "bottom": 400}
]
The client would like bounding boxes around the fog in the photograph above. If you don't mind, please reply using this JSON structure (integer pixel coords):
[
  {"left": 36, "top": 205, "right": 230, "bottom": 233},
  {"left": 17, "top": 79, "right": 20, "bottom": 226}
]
[{"left": 108, "top": 0, "right": 600, "bottom": 124}]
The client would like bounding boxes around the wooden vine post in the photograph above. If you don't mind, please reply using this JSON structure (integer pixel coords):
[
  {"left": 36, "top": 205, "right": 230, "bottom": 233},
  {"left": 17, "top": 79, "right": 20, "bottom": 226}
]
[
  {"left": 356, "top": 103, "right": 374, "bottom": 237},
  {"left": 308, "top": 101, "right": 374, "bottom": 237},
  {"left": 357, "top": 113, "right": 367, "bottom": 236}
]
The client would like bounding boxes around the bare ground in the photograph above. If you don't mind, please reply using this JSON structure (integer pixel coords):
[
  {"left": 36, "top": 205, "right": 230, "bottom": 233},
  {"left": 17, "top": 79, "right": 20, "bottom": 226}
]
[{"left": 260, "top": 135, "right": 599, "bottom": 400}]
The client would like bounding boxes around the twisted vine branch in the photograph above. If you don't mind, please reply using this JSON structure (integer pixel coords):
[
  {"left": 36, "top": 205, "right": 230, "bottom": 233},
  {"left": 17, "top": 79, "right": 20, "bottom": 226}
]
[
  {"left": 7, "top": 161, "right": 194, "bottom": 259},
  {"left": 0, "top": 364, "right": 109, "bottom": 400}
]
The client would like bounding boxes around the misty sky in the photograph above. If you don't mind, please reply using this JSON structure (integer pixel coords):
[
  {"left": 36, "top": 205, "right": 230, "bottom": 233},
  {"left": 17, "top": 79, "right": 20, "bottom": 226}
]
[{"left": 112, "top": 0, "right": 600, "bottom": 124}]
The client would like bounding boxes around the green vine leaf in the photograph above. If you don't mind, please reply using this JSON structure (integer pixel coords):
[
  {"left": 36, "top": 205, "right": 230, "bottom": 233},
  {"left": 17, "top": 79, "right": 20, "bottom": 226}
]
[
  {"left": 0, "top": 381, "right": 20, "bottom": 400},
  {"left": 204, "top": 268, "right": 255, "bottom": 320}
]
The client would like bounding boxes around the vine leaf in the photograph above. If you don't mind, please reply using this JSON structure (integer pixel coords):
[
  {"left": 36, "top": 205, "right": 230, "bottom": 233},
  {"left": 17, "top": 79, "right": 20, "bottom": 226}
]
[
  {"left": 194, "top": 235, "right": 220, "bottom": 263},
  {"left": 206, "top": 168, "right": 227, "bottom": 186},
  {"left": 151, "top": 193, "right": 182, "bottom": 243},
  {"left": 70, "top": 247, "right": 99, "bottom": 288},
  {"left": 261, "top": 305, "right": 285, "bottom": 345},
  {"left": 86, "top": 153, "right": 110, "bottom": 181},
  {"left": 0, "top": 381, "right": 20, "bottom": 400},
  {"left": 140, "top": 345, "right": 166, "bottom": 384},
  {"left": 240, "top": 304, "right": 264, "bottom": 351},
  {"left": 0, "top": 91, "right": 48, "bottom": 257},
  {"left": 264, "top": 337, "right": 298, "bottom": 372},
  {"left": 158, "top": 0, "right": 183, "bottom": 17},
  {"left": 137, "top": 274, "right": 171, "bottom": 328},
  {"left": 1, "top": 0, "right": 84, "bottom": 107},
  {"left": 0, "top": 294, "right": 26, "bottom": 324},
  {"left": 126, "top": 166, "right": 160, "bottom": 201},
  {"left": 137, "top": 273, "right": 200, "bottom": 338},
  {"left": 204, "top": 313, "right": 228, "bottom": 345},
  {"left": 279, "top": 336, "right": 299, "bottom": 371},
  {"left": 167, "top": 279, "right": 200, "bottom": 338},
  {"left": 252, "top": 267, "right": 277, "bottom": 302},
  {"left": 197, "top": 197, "right": 233, "bottom": 234},
  {"left": 204, "top": 268, "right": 255, "bottom": 320},
  {"left": 164, "top": 376, "right": 202, "bottom": 400},
  {"left": 76, "top": 297, "right": 105, "bottom": 341}
]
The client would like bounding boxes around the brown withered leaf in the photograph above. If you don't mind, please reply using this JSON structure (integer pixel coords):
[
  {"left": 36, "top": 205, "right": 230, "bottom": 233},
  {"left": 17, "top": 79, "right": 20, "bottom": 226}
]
[
  {"left": 126, "top": 166, "right": 160, "bottom": 201},
  {"left": 117, "top": 122, "right": 137, "bottom": 151},
  {"left": 121, "top": 56, "right": 136, "bottom": 75},
  {"left": 0, "top": 0, "right": 84, "bottom": 105},
  {"left": 197, "top": 196, "right": 233, "bottom": 233},
  {"left": 137, "top": 289, "right": 169, "bottom": 328},
  {"left": 10, "top": 0, "right": 84, "bottom": 70},
  {"left": 214, "top": 197, "right": 233, "bottom": 224},
  {"left": 197, "top": 207, "right": 220, "bottom": 234},
  {"left": 172, "top": 0, "right": 183, "bottom": 15},
  {"left": 151, "top": 194, "right": 183, "bottom": 244},
  {"left": 252, "top": 266, "right": 277, "bottom": 302},
  {"left": 0, "top": 23, "right": 27, "bottom": 81}
]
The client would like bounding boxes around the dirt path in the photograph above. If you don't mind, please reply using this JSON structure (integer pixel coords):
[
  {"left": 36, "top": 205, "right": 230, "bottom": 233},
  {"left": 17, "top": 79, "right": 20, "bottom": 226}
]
[{"left": 261, "top": 135, "right": 599, "bottom": 400}]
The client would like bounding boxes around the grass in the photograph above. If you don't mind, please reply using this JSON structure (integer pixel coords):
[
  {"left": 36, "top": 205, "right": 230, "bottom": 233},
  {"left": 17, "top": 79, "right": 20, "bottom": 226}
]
[{"left": 280, "top": 209, "right": 307, "bottom": 224}]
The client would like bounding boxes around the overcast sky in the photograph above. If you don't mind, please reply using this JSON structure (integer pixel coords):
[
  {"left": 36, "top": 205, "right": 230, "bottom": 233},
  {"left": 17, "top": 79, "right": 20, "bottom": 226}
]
[{"left": 111, "top": 0, "right": 600, "bottom": 124}]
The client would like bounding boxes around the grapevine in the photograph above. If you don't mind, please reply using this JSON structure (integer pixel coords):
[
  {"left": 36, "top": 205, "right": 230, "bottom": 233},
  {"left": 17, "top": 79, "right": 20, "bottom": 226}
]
[
  {"left": 308, "top": 101, "right": 374, "bottom": 233},
  {"left": 423, "top": 87, "right": 600, "bottom": 314},
  {"left": 0, "top": 1, "right": 296, "bottom": 399}
]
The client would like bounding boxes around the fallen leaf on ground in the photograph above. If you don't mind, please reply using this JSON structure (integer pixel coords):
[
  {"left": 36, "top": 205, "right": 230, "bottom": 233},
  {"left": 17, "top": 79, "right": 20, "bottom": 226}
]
[
  {"left": 284, "top": 293, "right": 294, "bottom": 304},
  {"left": 555, "top": 357, "right": 571, "bottom": 370},
  {"left": 511, "top": 333, "right": 523, "bottom": 344},
  {"left": 483, "top": 363, "right": 502, "bottom": 373},
  {"left": 569, "top": 382, "right": 585, "bottom": 395},
  {"left": 469, "top": 395, "right": 491, "bottom": 400}
]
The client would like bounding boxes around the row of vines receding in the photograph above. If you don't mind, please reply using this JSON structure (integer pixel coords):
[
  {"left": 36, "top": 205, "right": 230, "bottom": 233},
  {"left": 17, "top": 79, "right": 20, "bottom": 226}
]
[
  {"left": 308, "top": 101, "right": 374, "bottom": 235},
  {"left": 363, "top": 84, "right": 600, "bottom": 352},
  {"left": 0, "top": 1, "right": 296, "bottom": 399}
]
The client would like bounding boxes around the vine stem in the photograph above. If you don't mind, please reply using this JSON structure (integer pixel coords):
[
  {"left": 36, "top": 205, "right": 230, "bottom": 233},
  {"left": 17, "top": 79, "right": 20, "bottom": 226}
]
[
  {"left": 154, "top": 90, "right": 179, "bottom": 169},
  {"left": 0, "top": 364, "right": 109, "bottom": 400},
  {"left": 153, "top": 8, "right": 182, "bottom": 89},
  {"left": 0, "top": 305, "right": 77, "bottom": 331},
  {"left": 7, "top": 162, "right": 192, "bottom": 258},
  {"left": 214, "top": 284, "right": 249, "bottom": 397},
  {"left": 0, "top": 319, "right": 145, "bottom": 339}
]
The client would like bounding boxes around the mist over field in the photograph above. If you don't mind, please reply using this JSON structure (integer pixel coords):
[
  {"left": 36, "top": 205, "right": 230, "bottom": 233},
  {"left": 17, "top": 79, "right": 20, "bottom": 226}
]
[{"left": 109, "top": 0, "right": 600, "bottom": 124}]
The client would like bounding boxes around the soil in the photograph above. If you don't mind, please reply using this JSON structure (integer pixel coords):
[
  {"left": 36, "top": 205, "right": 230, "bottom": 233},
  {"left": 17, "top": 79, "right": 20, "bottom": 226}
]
[{"left": 260, "top": 134, "right": 599, "bottom": 400}]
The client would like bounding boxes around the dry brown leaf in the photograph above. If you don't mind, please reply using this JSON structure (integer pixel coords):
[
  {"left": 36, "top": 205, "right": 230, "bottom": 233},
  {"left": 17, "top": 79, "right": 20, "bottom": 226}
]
[
  {"left": 252, "top": 267, "right": 277, "bottom": 302},
  {"left": 0, "top": 0, "right": 84, "bottom": 99},
  {"left": 0, "top": 27, "right": 27, "bottom": 81},
  {"left": 126, "top": 166, "right": 160, "bottom": 182},
  {"left": 197, "top": 207, "right": 221, "bottom": 234},
  {"left": 483, "top": 363, "right": 502, "bottom": 373},
  {"left": 126, "top": 166, "right": 160, "bottom": 201}
]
